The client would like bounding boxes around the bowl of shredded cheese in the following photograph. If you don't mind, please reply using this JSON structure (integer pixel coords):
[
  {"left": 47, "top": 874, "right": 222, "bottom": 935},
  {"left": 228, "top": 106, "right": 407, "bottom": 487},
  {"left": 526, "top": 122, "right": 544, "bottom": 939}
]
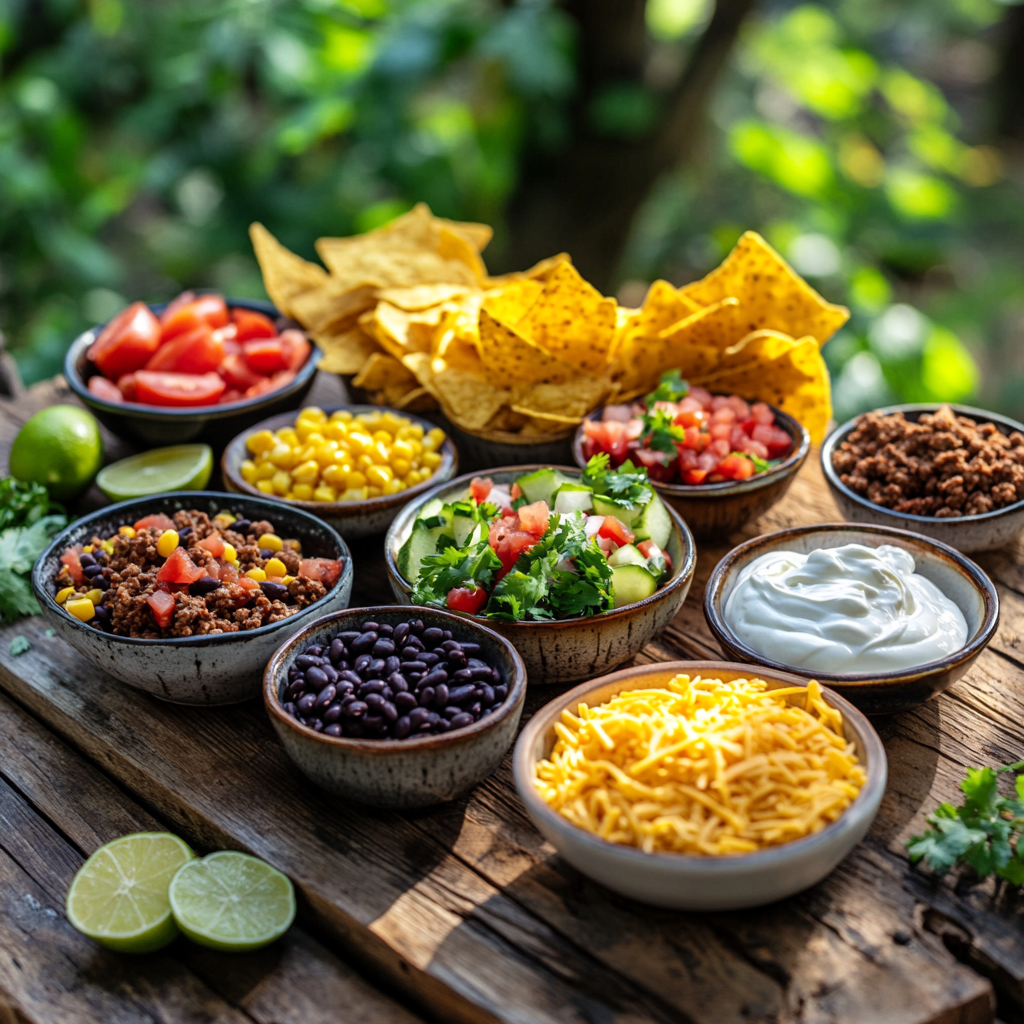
[{"left": 513, "top": 661, "right": 886, "bottom": 910}]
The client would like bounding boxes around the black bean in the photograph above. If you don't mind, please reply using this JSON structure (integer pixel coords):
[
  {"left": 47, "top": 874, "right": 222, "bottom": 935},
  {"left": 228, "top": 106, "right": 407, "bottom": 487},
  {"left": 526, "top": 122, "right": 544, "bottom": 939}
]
[
  {"left": 467, "top": 658, "right": 488, "bottom": 670},
  {"left": 479, "top": 684, "right": 495, "bottom": 708},
  {"left": 322, "top": 664, "right": 338, "bottom": 684},
  {"left": 315, "top": 683, "right": 336, "bottom": 710},
  {"left": 259, "top": 581, "right": 289, "bottom": 602},
  {"left": 178, "top": 526, "right": 192, "bottom": 541},
  {"left": 339, "top": 669, "right": 361, "bottom": 686},
  {"left": 469, "top": 666, "right": 493, "bottom": 681},
  {"left": 393, "top": 622, "right": 410, "bottom": 644},
  {"left": 409, "top": 618, "right": 424, "bottom": 634},
  {"left": 449, "top": 712, "right": 474, "bottom": 730},
  {"left": 461, "top": 642, "right": 481, "bottom": 656},
  {"left": 232, "top": 519, "right": 251, "bottom": 535},
  {"left": 350, "top": 631, "right": 377, "bottom": 654},
  {"left": 366, "top": 658, "right": 386, "bottom": 677},
  {"left": 381, "top": 686, "right": 393, "bottom": 701},
  {"left": 448, "top": 684, "right": 475, "bottom": 705},
  {"left": 494, "top": 684, "right": 508, "bottom": 702},
  {"left": 311, "top": 719, "right": 324, "bottom": 732},
  {"left": 343, "top": 700, "right": 367, "bottom": 719},
  {"left": 329, "top": 638, "right": 347, "bottom": 664},
  {"left": 306, "top": 644, "right": 324, "bottom": 656},
  {"left": 491, "top": 667, "right": 502, "bottom": 685},
  {"left": 426, "top": 711, "right": 440, "bottom": 726},
  {"left": 469, "top": 702, "right": 482, "bottom": 717},
  {"left": 481, "top": 706, "right": 494, "bottom": 717},
  {"left": 400, "top": 646, "right": 420, "bottom": 662},
  {"left": 93, "top": 604, "right": 110, "bottom": 622},
  {"left": 337, "top": 630, "right": 360, "bottom": 645},
  {"left": 393, "top": 716, "right": 412, "bottom": 739},
  {"left": 384, "top": 655, "right": 401, "bottom": 675},
  {"left": 358, "top": 680, "right": 385, "bottom": 698},
  {"left": 259, "top": 548, "right": 274, "bottom": 559},
  {"left": 421, "top": 667, "right": 448, "bottom": 689},
  {"left": 422, "top": 626, "right": 444, "bottom": 646},
  {"left": 381, "top": 700, "right": 397, "bottom": 722},
  {"left": 323, "top": 702, "right": 344, "bottom": 724},
  {"left": 363, "top": 713, "right": 385, "bottom": 733},
  {"left": 418, "top": 652, "right": 439, "bottom": 668},
  {"left": 407, "top": 635, "right": 425, "bottom": 651},
  {"left": 83, "top": 563, "right": 104, "bottom": 578},
  {"left": 417, "top": 722, "right": 433, "bottom": 733},
  {"left": 451, "top": 668, "right": 473, "bottom": 684},
  {"left": 365, "top": 692, "right": 385, "bottom": 711},
  {"left": 296, "top": 693, "right": 317, "bottom": 715},
  {"left": 354, "top": 654, "right": 372, "bottom": 674},
  {"left": 408, "top": 706, "right": 430, "bottom": 729},
  {"left": 447, "top": 651, "right": 467, "bottom": 668},
  {"left": 439, "top": 639, "right": 461, "bottom": 652},
  {"left": 419, "top": 686, "right": 435, "bottom": 708},
  {"left": 443, "top": 630, "right": 453, "bottom": 640},
  {"left": 377, "top": 623, "right": 394, "bottom": 637},
  {"left": 306, "top": 666, "right": 328, "bottom": 691},
  {"left": 360, "top": 620, "right": 379, "bottom": 632},
  {"left": 388, "top": 671, "right": 408, "bottom": 693},
  {"left": 395, "top": 691, "right": 418, "bottom": 713},
  {"left": 401, "top": 660, "right": 427, "bottom": 674},
  {"left": 324, "top": 723, "right": 342, "bottom": 737},
  {"left": 79, "top": 552, "right": 97, "bottom": 567},
  {"left": 433, "top": 683, "right": 449, "bottom": 708},
  {"left": 342, "top": 719, "right": 364, "bottom": 738},
  {"left": 339, "top": 693, "right": 356, "bottom": 707},
  {"left": 371, "top": 637, "right": 395, "bottom": 658},
  {"left": 442, "top": 706, "right": 461, "bottom": 720},
  {"left": 287, "top": 679, "right": 306, "bottom": 701},
  {"left": 283, "top": 701, "right": 297, "bottom": 717},
  {"left": 94, "top": 577, "right": 110, "bottom": 591},
  {"left": 296, "top": 654, "right": 321, "bottom": 670}
]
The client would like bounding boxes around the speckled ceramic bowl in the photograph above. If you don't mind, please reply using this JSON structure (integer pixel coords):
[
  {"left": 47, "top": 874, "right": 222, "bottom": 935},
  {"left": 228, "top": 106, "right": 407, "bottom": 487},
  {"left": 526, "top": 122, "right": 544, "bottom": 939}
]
[
  {"left": 221, "top": 405, "right": 458, "bottom": 539},
  {"left": 385, "top": 466, "right": 697, "bottom": 687},
  {"left": 703, "top": 523, "right": 999, "bottom": 715},
  {"left": 264, "top": 606, "right": 527, "bottom": 808},
  {"left": 65, "top": 297, "right": 320, "bottom": 448},
  {"left": 441, "top": 418, "right": 576, "bottom": 473},
  {"left": 32, "top": 492, "right": 353, "bottom": 706},
  {"left": 514, "top": 660, "right": 886, "bottom": 910},
  {"left": 573, "top": 402, "right": 810, "bottom": 539},
  {"left": 822, "top": 403, "right": 1024, "bottom": 553}
]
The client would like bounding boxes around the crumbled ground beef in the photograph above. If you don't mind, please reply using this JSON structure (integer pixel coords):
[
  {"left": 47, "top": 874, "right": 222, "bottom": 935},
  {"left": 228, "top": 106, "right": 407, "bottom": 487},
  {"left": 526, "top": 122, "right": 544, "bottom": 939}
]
[{"left": 831, "top": 405, "right": 1024, "bottom": 518}]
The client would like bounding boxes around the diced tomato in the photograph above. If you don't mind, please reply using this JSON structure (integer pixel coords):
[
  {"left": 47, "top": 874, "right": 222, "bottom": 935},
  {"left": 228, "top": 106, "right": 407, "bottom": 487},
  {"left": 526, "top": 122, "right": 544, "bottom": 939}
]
[
  {"left": 690, "top": 387, "right": 713, "bottom": 407},
  {"left": 510, "top": 482, "right": 522, "bottom": 500},
  {"left": 636, "top": 540, "right": 657, "bottom": 558},
  {"left": 446, "top": 586, "right": 488, "bottom": 615},
  {"left": 87, "top": 302, "right": 162, "bottom": 379},
  {"left": 739, "top": 437, "right": 770, "bottom": 460},
  {"left": 217, "top": 562, "right": 239, "bottom": 584},
  {"left": 598, "top": 516, "right": 635, "bottom": 546},
  {"left": 88, "top": 375, "right": 124, "bottom": 403},
  {"left": 144, "top": 325, "right": 224, "bottom": 375},
  {"left": 135, "top": 370, "right": 225, "bottom": 407},
  {"left": 134, "top": 513, "right": 176, "bottom": 532},
  {"left": 716, "top": 453, "right": 756, "bottom": 481},
  {"left": 752, "top": 423, "right": 793, "bottom": 458},
  {"left": 244, "top": 369, "right": 296, "bottom": 399},
  {"left": 681, "top": 469, "right": 709, "bottom": 485},
  {"left": 160, "top": 291, "right": 196, "bottom": 322},
  {"left": 279, "top": 329, "right": 311, "bottom": 372},
  {"left": 156, "top": 547, "right": 207, "bottom": 585},
  {"left": 198, "top": 534, "right": 225, "bottom": 558},
  {"left": 117, "top": 373, "right": 138, "bottom": 401},
  {"left": 517, "top": 500, "right": 550, "bottom": 537},
  {"left": 298, "top": 557, "right": 343, "bottom": 589},
  {"left": 470, "top": 477, "right": 493, "bottom": 503},
  {"left": 633, "top": 448, "right": 677, "bottom": 483},
  {"left": 709, "top": 437, "right": 731, "bottom": 458},
  {"left": 709, "top": 421, "right": 733, "bottom": 442},
  {"left": 147, "top": 590, "right": 176, "bottom": 629},
  {"left": 219, "top": 351, "right": 266, "bottom": 391},
  {"left": 219, "top": 389, "right": 244, "bottom": 404},
  {"left": 673, "top": 409, "right": 707, "bottom": 429},
  {"left": 160, "top": 294, "right": 229, "bottom": 342},
  {"left": 697, "top": 450, "right": 720, "bottom": 472},
  {"left": 237, "top": 575, "right": 261, "bottom": 593},
  {"left": 232, "top": 308, "right": 277, "bottom": 342},
  {"left": 488, "top": 516, "right": 538, "bottom": 579},
  {"left": 751, "top": 402, "right": 774, "bottom": 425},
  {"left": 243, "top": 338, "right": 288, "bottom": 375},
  {"left": 60, "top": 548, "right": 85, "bottom": 585}
]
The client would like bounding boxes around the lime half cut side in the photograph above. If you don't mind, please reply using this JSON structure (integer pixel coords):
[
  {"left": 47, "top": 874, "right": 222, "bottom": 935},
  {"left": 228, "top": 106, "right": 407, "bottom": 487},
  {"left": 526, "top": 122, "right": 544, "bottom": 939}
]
[
  {"left": 169, "top": 851, "right": 296, "bottom": 952},
  {"left": 96, "top": 444, "right": 213, "bottom": 501},
  {"left": 65, "top": 832, "right": 195, "bottom": 953}
]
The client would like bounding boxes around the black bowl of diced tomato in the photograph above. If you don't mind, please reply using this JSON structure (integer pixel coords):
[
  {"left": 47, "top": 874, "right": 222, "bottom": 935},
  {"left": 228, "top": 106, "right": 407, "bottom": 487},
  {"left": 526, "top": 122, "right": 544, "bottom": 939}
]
[
  {"left": 573, "top": 388, "right": 810, "bottom": 539},
  {"left": 65, "top": 291, "right": 320, "bottom": 448}
]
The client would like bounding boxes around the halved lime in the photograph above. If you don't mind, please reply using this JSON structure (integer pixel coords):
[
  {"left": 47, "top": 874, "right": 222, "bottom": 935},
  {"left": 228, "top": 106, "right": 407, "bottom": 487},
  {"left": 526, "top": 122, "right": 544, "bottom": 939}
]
[
  {"left": 65, "top": 832, "right": 195, "bottom": 953},
  {"left": 169, "top": 851, "right": 295, "bottom": 952},
  {"left": 96, "top": 444, "right": 213, "bottom": 501}
]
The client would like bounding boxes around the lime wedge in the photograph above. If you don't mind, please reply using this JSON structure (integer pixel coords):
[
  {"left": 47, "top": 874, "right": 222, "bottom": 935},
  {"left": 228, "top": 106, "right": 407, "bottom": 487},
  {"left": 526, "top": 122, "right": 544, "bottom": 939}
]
[
  {"left": 65, "top": 832, "right": 195, "bottom": 953},
  {"left": 96, "top": 444, "right": 213, "bottom": 501},
  {"left": 169, "top": 851, "right": 295, "bottom": 952}
]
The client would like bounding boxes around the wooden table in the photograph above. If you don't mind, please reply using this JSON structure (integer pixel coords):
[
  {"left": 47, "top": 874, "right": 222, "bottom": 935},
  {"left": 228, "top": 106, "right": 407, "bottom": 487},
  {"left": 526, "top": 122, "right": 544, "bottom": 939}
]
[{"left": 2, "top": 375, "right": 1023, "bottom": 1024}]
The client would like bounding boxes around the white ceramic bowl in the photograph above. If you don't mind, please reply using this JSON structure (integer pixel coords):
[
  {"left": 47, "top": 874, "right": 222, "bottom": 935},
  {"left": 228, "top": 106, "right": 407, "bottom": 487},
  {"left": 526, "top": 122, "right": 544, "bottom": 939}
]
[{"left": 513, "top": 660, "right": 887, "bottom": 910}]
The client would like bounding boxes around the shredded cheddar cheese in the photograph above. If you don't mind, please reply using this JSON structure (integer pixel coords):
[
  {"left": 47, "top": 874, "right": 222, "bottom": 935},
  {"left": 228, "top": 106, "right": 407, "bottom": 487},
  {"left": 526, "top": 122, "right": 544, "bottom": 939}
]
[{"left": 533, "top": 674, "right": 866, "bottom": 856}]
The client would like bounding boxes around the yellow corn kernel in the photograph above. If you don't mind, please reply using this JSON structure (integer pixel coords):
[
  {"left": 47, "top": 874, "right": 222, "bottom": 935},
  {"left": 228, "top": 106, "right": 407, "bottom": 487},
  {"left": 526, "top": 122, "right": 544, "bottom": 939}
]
[
  {"left": 345, "top": 470, "right": 367, "bottom": 490},
  {"left": 291, "top": 483, "right": 314, "bottom": 501},
  {"left": 102, "top": 540, "right": 114, "bottom": 554},
  {"left": 246, "top": 429, "right": 276, "bottom": 454},
  {"left": 222, "top": 543, "right": 237, "bottom": 563},
  {"left": 397, "top": 422, "right": 425, "bottom": 440},
  {"left": 82, "top": 545, "right": 93, "bottom": 554},
  {"left": 118, "top": 526, "right": 136, "bottom": 539},
  {"left": 408, "top": 439, "right": 423, "bottom": 458},
  {"left": 258, "top": 533, "right": 283, "bottom": 552},
  {"left": 255, "top": 461, "right": 277, "bottom": 481},
  {"left": 313, "top": 484, "right": 337, "bottom": 502},
  {"left": 325, "top": 421, "right": 348, "bottom": 441},
  {"left": 66, "top": 597, "right": 95, "bottom": 622},
  {"left": 366, "top": 464, "right": 393, "bottom": 488},
  {"left": 384, "top": 478, "right": 406, "bottom": 495},
  {"left": 269, "top": 443, "right": 299, "bottom": 470},
  {"left": 84, "top": 588, "right": 104, "bottom": 605},
  {"left": 314, "top": 442, "right": 339, "bottom": 468},
  {"left": 340, "top": 487, "right": 368, "bottom": 501},
  {"left": 424, "top": 427, "right": 446, "bottom": 452},
  {"left": 322, "top": 465, "right": 348, "bottom": 488},
  {"left": 371, "top": 439, "right": 391, "bottom": 465},
  {"left": 297, "top": 405, "right": 327, "bottom": 425},
  {"left": 256, "top": 480, "right": 275, "bottom": 494},
  {"left": 366, "top": 485, "right": 383, "bottom": 498},
  {"left": 292, "top": 459, "right": 320, "bottom": 484},
  {"left": 294, "top": 420, "right": 318, "bottom": 442},
  {"left": 330, "top": 408, "right": 353, "bottom": 422},
  {"left": 379, "top": 412, "right": 405, "bottom": 434},
  {"left": 157, "top": 530, "right": 179, "bottom": 557},
  {"left": 282, "top": 575, "right": 295, "bottom": 585},
  {"left": 422, "top": 451, "right": 442, "bottom": 470},
  {"left": 390, "top": 457, "right": 411, "bottom": 479},
  {"left": 346, "top": 431, "right": 373, "bottom": 454},
  {"left": 271, "top": 470, "right": 291, "bottom": 496},
  {"left": 371, "top": 429, "right": 392, "bottom": 446},
  {"left": 215, "top": 511, "right": 236, "bottom": 524},
  {"left": 276, "top": 426, "right": 299, "bottom": 447},
  {"left": 56, "top": 586, "right": 76, "bottom": 605},
  {"left": 390, "top": 438, "right": 414, "bottom": 462},
  {"left": 246, "top": 567, "right": 267, "bottom": 581},
  {"left": 240, "top": 459, "right": 258, "bottom": 484},
  {"left": 355, "top": 453, "right": 372, "bottom": 472},
  {"left": 303, "top": 431, "right": 324, "bottom": 447},
  {"left": 264, "top": 557, "right": 287, "bottom": 577}
]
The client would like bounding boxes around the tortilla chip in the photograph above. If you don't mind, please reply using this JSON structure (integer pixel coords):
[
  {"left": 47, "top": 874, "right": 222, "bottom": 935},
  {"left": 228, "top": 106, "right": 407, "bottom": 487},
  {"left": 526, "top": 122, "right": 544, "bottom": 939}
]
[
  {"left": 430, "top": 361, "right": 510, "bottom": 431},
  {"left": 249, "top": 223, "right": 329, "bottom": 320},
  {"left": 352, "top": 353, "right": 415, "bottom": 392},
  {"left": 376, "top": 283, "right": 472, "bottom": 310},
  {"left": 510, "top": 376, "right": 612, "bottom": 423},
  {"left": 292, "top": 283, "right": 378, "bottom": 335},
  {"left": 679, "top": 231, "right": 849, "bottom": 346},
  {"left": 437, "top": 226, "right": 487, "bottom": 283},
  {"left": 477, "top": 309, "right": 578, "bottom": 385},
  {"left": 481, "top": 279, "right": 544, "bottom": 327},
  {"left": 392, "top": 386, "right": 438, "bottom": 412},
  {"left": 485, "top": 252, "right": 572, "bottom": 288},
  {"left": 311, "top": 326, "right": 382, "bottom": 375}
]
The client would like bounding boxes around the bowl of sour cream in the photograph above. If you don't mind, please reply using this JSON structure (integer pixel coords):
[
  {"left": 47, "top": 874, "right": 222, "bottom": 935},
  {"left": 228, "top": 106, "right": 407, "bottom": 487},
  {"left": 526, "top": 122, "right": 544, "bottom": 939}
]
[{"left": 704, "top": 523, "right": 999, "bottom": 714}]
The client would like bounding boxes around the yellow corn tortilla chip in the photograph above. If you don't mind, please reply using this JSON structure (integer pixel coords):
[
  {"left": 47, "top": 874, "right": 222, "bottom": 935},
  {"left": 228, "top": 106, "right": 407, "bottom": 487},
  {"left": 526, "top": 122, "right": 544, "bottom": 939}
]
[
  {"left": 477, "top": 309, "right": 578, "bottom": 385},
  {"left": 249, "top": 223, "right": 329, "bottom": 320},
  {"left": 430, "top": 361, "right": 511, "bottom": 431},
  {"left": 481, "top": 279, "right": 544, "bottom": 328},
  {"left": 485, "top": 252, "right": 572, "bottom": 288},
  {"left": 375, "top": 283, "right": 472, "bottom": 310},
  {"left": 311, "top": 326, "right": 382, "bottom": 375},
  {"left": 392, "top": 386, "right": 437, "bottom": 412},
  {"left": 510, "top": 376, "right": 612, "bottom": 422},
  {"left": 679, "top": 231, "right": 849, "bottom": 346},
  {"left": 352, "top": 352, "right": 416, "bottom": 392},
  {"left": 368, "top": 302, "right": 449, "bottom": 359},
  {"left": 291, "top": 283, "right": 378, "bottom": 335},
  {"left": 433, "top": 324, "right": 484, "bottom": 373}
]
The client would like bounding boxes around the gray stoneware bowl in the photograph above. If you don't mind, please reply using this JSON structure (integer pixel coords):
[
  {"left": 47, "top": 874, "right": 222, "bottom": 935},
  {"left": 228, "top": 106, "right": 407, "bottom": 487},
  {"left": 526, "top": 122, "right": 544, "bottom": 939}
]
[
  {"left": 64, "top": 297, "right": 320, "bottom": 448},
  {"left": 32, "top": 492, "right": 353, "bottom": 706},
  {"left": 822, "top": 403, "right": 1024, "bottom": 553},
  {"left": 441, "top": 418, "right": 575, "bottom": 472},
  {"left": 703, "top": 523, "right": 999, "bottom": 715},
  {"left": 385, "top": 465, "right": 697, "bottom": 686},
  {"left": 573, "top": 402, "right": 810, "bottom": 539},
  {"left": 264, "top": 606, "right": 527, "bottom": 808},
  {"left": 513, "top": 660, "right": 886, "bottom": 910},
  {"left": 221, "top": 405, "right": 458, "bottom": 539}
]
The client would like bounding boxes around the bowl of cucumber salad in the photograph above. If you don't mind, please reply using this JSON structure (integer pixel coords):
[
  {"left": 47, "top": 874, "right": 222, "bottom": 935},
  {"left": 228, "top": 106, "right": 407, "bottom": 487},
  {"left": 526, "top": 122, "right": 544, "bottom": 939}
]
[{"left": 384, "top": 456, "right": 696, "bottom": 685}]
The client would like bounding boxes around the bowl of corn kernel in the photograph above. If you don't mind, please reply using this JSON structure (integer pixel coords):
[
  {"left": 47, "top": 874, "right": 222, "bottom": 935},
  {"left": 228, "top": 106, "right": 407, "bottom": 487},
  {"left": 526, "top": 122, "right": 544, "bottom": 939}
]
[{"left": 221, "top": 405, "right": 459, "bottom": 539}]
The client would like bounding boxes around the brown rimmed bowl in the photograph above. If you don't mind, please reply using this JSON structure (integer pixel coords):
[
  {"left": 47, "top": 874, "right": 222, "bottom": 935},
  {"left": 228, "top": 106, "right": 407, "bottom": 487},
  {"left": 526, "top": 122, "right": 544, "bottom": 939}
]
[
  {"left": 822, "top": 402, "right": 1024, "bottom": 553},
  {"left": 703, "top": 523, "right": 999, "bottom": 715},
  {"left": 65, "top": 297, "right": 320, "bottom": 449},
  {"left": 441, "top": 417, "right": 576, "bottom": 473},
  {"left": 222, "top": 405, "right": 458, "bottom": 539},
  {"left": 572, "top": 402, "right": 810, "bottom": 539},
  {"left": 31, "top": 492, "right": 353, "bottom": 706},
  {"left": 513, "top": 660, "right": 886, "bottom": 910},
  {"left": 264, "top": 606, "right": 527, "bottom": 808},
  {"left": 384, "top": 465, "right": 697, "bottom": 687}
]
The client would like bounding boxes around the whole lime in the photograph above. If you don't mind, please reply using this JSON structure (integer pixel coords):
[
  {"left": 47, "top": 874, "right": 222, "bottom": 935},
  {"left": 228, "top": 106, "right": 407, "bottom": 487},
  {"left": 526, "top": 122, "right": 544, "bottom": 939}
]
[{"left": 9, "top": 405, "right": 103, "bottom": 501}]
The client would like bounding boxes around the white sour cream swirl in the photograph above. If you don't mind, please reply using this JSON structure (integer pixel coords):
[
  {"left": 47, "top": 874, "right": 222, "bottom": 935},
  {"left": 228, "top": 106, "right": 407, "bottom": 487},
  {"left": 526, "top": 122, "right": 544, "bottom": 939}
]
[{"left": 723, "top": 543, "right": 968, "bottom": 673}]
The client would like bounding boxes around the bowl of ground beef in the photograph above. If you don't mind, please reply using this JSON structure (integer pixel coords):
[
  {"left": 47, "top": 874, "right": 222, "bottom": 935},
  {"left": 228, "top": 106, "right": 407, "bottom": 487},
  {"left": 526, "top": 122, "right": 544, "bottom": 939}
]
[
  {"left": 32, "top": 492, "right": 353, "bottom": 705},
  {"left": 822, "top": 403, "right": 1024, "bottom": 553}
]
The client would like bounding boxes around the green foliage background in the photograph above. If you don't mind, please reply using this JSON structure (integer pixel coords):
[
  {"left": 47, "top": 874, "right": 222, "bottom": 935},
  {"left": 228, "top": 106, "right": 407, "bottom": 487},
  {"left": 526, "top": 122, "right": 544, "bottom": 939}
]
[{"left": 1, "top": 0, "right": 1022, "bottom": 424}]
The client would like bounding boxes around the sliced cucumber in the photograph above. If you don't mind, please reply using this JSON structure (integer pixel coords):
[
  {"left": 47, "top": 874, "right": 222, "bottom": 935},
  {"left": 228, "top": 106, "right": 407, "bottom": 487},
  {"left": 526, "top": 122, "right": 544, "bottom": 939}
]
[
  {"left": 631, "top": 492, "right": 672, "bottom": 549},
  {"left": 553, "top": 483, "right": 594, "bottom": 515},
  {"left": 607, "top": 543, "right": 647, "bottom": 568},
  {"left": 451, "top": 510, "right": 481, "bottom": 547},
  {"left": 418, "top": 497, "right": 444, "bottom": 520},
  {"left": 610, "top": 564, "right": 658, "bottom": 608},
  {"left": 591, "top": 494, "right": 641, "bottom": 528},
  {"left": 398, "top": 521, "right": 441, "bottom": 583},
  {"left": 516, "top": 468, "right": 571, "bottom": 505}
]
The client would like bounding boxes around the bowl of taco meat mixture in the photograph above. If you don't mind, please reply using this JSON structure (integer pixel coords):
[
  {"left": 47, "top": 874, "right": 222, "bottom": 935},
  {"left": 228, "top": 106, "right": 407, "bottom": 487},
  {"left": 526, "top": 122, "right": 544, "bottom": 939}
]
[{"left": 33, "top": 492, "right": 352, "bottom": 705}]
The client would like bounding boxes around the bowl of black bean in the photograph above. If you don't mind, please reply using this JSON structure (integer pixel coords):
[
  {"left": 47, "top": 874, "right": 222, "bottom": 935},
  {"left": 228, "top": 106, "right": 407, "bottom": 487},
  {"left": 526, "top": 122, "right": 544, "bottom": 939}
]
[{"left": 263, "top": 606, "right": 528, "bottom": 808}]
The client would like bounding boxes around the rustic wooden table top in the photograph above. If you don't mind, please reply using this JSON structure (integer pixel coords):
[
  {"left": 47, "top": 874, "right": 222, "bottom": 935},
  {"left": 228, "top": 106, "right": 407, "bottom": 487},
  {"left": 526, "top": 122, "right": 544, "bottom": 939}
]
[{"left": 2, "top": 374, "right": 1023, "bottom": 1024}]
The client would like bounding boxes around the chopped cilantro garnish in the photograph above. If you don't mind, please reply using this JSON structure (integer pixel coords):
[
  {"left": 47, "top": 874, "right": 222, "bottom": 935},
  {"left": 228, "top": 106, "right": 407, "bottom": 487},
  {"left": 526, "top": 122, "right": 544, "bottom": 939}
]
[
  {"left": 642, "top": 408, "right": 685, "bottom": 455},
  {"left": 410, "top": 539, "right": 502, "bottom": 608},
  {"left": 645, "top": 369, "right": 689, "bottom": 408},
  {"left": 728, "top": 451, "right": 782, "bottom": 474},
  {"left": 582, "top": 454, "right": 653, "bottom": 511}
]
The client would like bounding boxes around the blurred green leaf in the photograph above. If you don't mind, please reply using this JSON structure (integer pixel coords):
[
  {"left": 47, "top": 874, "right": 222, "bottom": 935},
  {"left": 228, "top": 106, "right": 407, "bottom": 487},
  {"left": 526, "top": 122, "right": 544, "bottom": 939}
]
[
  {"left": 730, "top": 121, "right": 833, "bottom": 197},
  {"left": 885, "top": 166, "right": 958, "bottom": 219},
  {"left": 921, "top": 326, "right": 979, "bottom": 402}
]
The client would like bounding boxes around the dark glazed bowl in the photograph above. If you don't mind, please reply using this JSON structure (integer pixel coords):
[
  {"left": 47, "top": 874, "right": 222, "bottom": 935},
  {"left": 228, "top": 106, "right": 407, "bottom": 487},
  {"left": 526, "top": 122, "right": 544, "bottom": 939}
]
[
  {"left": 703, "top": 523, "right": 999, "bottom": 715},
  {"left": 32, "top": 492, "right": 353, "bottom": 706},
  {"left": 221, "top": 405, "right": 458, "bottom": 539},
  {"left": 442, "top": 417, "right": 576, "bottom": 473},
  {"left": 385, "top": 465, "right": 697, "bottom": 686},
  {"left": 65, "top": 297, "right": 320, "bottom": 449},
  {"left": 822, "top": 403, "right": 1024, "bottom": 553},
  {"left": 573, "top": 403, "right": 810, "bottom": 539},
  {"left": 264, "top": 606, "right": 527, "bottom": 808},
  {"left": 514, "top": 660, "right": 886, "bottom": 910}
]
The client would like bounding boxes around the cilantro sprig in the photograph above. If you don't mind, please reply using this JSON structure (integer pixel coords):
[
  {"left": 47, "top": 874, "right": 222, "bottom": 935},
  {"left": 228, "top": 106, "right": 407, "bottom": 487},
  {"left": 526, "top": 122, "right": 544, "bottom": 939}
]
[
  {"left": 410, "top": 539, "right": 502, "bottom": 608},
  {"left": 907, "top": 762, "right": 1024, "bottom": 884},
  {"left": 645, "top": 369, "right": 689, "bottom": 408},
  {"left": 641, "top": 408, "right": 685, "bottom": 455},
  {"left": 582, "top": 453, "right": 653, "bottom": 511}
]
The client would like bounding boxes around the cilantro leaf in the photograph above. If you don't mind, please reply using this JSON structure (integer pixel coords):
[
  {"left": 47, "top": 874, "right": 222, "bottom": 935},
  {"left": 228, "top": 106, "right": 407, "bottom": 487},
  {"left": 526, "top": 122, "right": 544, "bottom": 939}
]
[
  {"left": 410, "top": 539, "right": 502, "bottom": 609},
  {"left": 0, "top": 481, "right": 67, "bottom": 623},
  {"left": 9, "top": 635, "right": 30, "bottom": 656},
  {"left": 645, "top": 369, "right": 689, "bottom": 408},
  {"left": 582, "top": 455, "right": 653, "bottom": 511},
  {"left": 642, "top": 408, "right": 684, "bottom": 456}
]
